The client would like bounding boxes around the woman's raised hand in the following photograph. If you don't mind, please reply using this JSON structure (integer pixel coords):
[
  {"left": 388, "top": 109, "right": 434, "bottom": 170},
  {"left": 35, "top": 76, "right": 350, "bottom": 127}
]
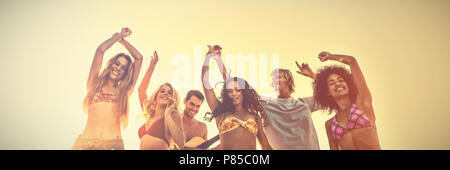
[
  {"left": 150, "top": 51, "right": 159, "bottom": 68},
  {"left": 120, "top": 27, "right": 132, "bottom": 38},
  {"left": 114, "top": 27, "right": 131, "bottom": 44},
  {"left": 207, "top": 45, "right": 222, "bottom": 61},
  {"left": 318, "top": 51, "right": 331, "bottom": 62}
]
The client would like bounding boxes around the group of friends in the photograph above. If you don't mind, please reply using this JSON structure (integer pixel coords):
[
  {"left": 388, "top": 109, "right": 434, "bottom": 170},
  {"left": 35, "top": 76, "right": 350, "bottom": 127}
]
[{"left": 72, "top": 28, "right": 381, "bottom": 150}]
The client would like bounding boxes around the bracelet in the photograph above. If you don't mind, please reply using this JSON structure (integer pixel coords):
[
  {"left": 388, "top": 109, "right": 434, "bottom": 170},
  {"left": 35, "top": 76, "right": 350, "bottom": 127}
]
[{"left": 338, "top": 58, "right": 344, "bottom": 62}]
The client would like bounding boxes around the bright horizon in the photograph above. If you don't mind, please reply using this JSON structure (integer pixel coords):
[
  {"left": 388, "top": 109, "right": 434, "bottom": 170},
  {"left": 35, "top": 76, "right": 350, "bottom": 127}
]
[{"left": 1, "top": 0, "right": 450, "bottom": 149}]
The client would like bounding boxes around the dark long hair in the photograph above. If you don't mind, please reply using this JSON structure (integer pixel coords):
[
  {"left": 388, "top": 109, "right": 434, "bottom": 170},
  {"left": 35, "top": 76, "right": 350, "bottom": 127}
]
[
  {"left": 212, "top": 77, "right": 264, "bottom": 119},
  {"left": 313, "top": 65, "right": 357, "bottom": 114}
]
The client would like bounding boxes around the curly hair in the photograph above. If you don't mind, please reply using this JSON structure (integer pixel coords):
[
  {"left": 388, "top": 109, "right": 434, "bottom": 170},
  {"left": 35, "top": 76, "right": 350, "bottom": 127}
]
[
  {"left": 313, "top": 65, "right": 357, "bottom": 114},
  {"left": 212, "top": 77, "right": 264, "bottom": 120}
]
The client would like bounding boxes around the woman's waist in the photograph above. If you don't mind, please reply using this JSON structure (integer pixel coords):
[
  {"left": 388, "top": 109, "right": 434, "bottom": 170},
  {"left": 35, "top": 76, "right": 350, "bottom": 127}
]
[
  {"left": 82, "top": 123, "right": 122, "bottom": 139},
  {"left": 80, "top": 130, "right": 122, "bottom": 140},
  {"left": 220, "top": 133, "right": 256, "bottom": 149},
  {"left": 221, "top": 142, "right": 257, "bottom": 150}
]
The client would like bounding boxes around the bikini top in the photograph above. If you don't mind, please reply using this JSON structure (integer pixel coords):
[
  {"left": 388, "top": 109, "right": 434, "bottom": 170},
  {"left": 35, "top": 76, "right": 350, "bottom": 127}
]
[
  {"left": 90, "top": 90, "right": 118, "bottom": 104},
  {"left": 219, "top": 116, "right": 258, "bottom": 136},
  {"left": 138, "top": 118, "right": 167, "bottom": 143},
  {"left": 331, "top": 104, "right": 374, "bottom": 143}
]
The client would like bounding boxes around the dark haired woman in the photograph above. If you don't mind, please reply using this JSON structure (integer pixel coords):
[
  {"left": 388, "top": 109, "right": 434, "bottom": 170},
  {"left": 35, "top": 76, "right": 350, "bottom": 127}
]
[
  {"left": 72, "top": 28, "right": 143, "bottom": 150},
  {"left": 313, "top": 51, "right": 380, "bottom": 150},
  {"left": 201, "top": 45, "right": 271, "bottom": 150}
]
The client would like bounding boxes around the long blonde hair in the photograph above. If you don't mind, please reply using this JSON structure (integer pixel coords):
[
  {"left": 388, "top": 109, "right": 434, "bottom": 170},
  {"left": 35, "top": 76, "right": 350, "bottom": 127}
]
[
  {"left": 137, "top": 83, "right": 181, "bottom": 149},
  {"left": 82, "top": 53, "right": 135, "bottom": 129},
  {"left": 137, "top": 83, "right": 180, "bottom": 120}
]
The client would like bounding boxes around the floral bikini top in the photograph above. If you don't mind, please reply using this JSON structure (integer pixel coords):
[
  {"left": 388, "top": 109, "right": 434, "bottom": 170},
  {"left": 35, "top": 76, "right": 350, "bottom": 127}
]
[
  {"left": 331, "top": 104, "right": 374, "bottom": 143},
  {"left": 90, "top": 90, "right": 118, "bottom": 104},
  {"left": 219, "top": 116, "right": 258, "bottom": 136}
]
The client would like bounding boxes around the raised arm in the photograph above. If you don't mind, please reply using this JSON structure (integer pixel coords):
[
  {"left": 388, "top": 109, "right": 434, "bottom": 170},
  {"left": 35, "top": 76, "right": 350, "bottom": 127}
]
[
  {"left": 208, "top": 45, "right": 230, "bottom": 81},
  {"left": 117, "top": 29, "right": 143, "bottom": 96},
  {"left": 318, "top": 51, "right": 374, "bottom": 120},
  {"left": 318, "top": 51, "right": 372, "bottom": 104},
  {"left": 138, "top": 51, "right": 159, "bottom": 110},
  {"left": 295, "top": 61, "right": 316, "bottom": 80},
  {"left": 87, "top": 28, "right": 129, "bottom": 92},
  {"left": 295, "top": 61, "right": 322, "bottom": 113},
  {"left": 201, "top": 45, "right": 223, "bottom": 112}
]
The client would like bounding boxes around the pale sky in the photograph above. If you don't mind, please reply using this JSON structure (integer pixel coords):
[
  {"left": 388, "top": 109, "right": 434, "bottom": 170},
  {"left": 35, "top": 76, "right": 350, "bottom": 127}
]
[{"left": 1, "top": 0, "right": 450, "bottom": 149}]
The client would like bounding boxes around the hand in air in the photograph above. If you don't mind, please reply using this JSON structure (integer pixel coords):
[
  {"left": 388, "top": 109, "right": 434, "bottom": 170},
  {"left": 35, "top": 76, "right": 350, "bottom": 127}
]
[
  {"left": 207, "top": 45, "right": 222, "bottom": 60},
  {"left": 295, "top": 61, "right": 315, "bottom": 79},
  {"left": 120, "top": 27, "right": 132, "bottom": 38},
  {"left": 318, "top": 51, "right": 331, "bottom": 62},
  {"left": 150, "top": 51, "right": 159, "bottom": 68}
]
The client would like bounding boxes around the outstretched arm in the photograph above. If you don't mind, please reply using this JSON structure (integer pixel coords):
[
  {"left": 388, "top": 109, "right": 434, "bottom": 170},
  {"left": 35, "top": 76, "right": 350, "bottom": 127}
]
[
  {"left": 117, "top": 31, "right": 143, "bottom": 96},
  {"left": 87, "top": 28, "right": 129, "bottom": 92},
  {"left": 138, "top": 51, "right": 159, "bottom": 110},
  {"left": 295, "top": 61, "right": 323, "bottom": 113}
]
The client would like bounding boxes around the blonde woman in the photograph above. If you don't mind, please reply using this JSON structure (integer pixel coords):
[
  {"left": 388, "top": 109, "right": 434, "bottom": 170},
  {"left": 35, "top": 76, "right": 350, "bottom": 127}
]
[
  {"left": 72, "top": 27, "right": 143, "bottom": 150},
  {"left": 137, "top": 51, "right": 185, "bottom": 150}
]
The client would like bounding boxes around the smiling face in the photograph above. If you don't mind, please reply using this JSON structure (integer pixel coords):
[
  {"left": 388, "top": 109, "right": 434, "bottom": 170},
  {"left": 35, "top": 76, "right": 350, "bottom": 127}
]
[
  {"left": 109, "top": 56, "right": 129, "bottom": 81},
  {"left": 225, "top": 81, "right": 244, "bottom": 106},
  {"left": 271, "top": 72, "right": 289, "bottom": 94},
  {"left": 156, "top": 85, "right": 174, "bottom": 107},
  {"left": 327, "top": 73, "right": 349, "bottom": 99},
  {"left": 271, "top": 69, "right": 295, "bottom": 95},
  {"left": 184, "top": 95, "right": 203, "bottom": 118}
]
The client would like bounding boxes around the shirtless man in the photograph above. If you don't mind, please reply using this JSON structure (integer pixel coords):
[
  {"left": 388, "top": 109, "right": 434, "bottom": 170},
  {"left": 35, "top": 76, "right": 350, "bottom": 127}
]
[{"left": 181, "top": 90, "right": 208, "bottom": 149}]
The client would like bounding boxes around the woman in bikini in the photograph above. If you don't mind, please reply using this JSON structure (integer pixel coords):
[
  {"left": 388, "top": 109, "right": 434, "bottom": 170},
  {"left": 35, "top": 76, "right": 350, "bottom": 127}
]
[
  {"left": 137, "top": 51, "right": 185, "bottom": 150},
  {"left": 313, "top": 51, "right": 380, "bottom": 150},
  {"left": 72, "top": 27, "right": 143, "bottom": 150},
  {"left": 201, "top": 45, "right": 271, "bottom": 150}
]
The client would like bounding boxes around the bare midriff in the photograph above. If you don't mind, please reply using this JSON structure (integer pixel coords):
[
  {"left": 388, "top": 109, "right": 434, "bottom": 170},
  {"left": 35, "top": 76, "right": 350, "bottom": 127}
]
[
  {"left": 220, "top": 127, "right": 257, "bottom": 150},
  {"left": 81, "top": 102, "right": 122, "bottom": 139},
  {"left": 337, "top": 126, "right": 380, "bottom": 150}
]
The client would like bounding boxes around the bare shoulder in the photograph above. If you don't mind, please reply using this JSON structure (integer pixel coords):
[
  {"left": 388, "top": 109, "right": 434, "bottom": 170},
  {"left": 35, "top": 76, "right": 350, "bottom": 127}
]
[
  {"left": 191, "top": 119, "right": 205, "bottom": 128},
  {"left": 197, "top": 121, "right": 207, "bottom": 130},
  {"left": 199, "top": 121, "right": 207, "bottom": 127}
]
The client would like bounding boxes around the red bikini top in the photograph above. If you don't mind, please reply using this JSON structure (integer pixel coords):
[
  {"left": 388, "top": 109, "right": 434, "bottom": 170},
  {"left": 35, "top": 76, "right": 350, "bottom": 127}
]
[{"left": 138, "top": 118, "right": 167, "bottom": 143}]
